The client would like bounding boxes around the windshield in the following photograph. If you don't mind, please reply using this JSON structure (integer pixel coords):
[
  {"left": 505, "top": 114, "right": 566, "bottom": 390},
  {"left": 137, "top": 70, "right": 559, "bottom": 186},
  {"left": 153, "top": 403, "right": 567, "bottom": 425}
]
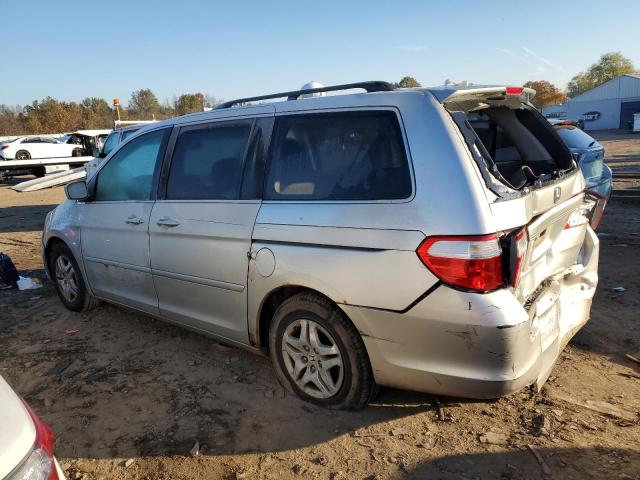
[{"left": 554, "top": 126, "right": 597, "bottom": 149}]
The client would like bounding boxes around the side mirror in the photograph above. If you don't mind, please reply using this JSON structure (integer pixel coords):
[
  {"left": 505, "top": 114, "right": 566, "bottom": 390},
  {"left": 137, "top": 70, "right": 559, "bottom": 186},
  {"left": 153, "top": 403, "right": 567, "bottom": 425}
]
[{"left": 65, "top": 180, "right": 89, "bottom": 201}]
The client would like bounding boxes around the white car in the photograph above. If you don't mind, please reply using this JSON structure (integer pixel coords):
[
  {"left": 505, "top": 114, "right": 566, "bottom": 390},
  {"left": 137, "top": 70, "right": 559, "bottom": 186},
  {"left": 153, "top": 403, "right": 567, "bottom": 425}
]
[
  {"left": 0, "top": 137, "right": 83, "bottom": 160},
  {"left": 0, "top": 375, "right": 66, "bottom": 480}
]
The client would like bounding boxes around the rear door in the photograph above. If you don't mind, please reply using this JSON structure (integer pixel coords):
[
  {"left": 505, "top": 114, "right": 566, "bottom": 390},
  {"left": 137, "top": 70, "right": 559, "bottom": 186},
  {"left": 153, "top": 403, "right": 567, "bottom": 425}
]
[{"left": 149, "top": 115, "right": 272, "bottom": 343}]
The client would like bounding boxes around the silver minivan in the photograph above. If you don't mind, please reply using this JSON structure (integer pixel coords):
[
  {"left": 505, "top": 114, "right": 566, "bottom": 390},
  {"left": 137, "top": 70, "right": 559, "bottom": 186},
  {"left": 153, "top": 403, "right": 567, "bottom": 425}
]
[{"left": 43, "top": 82, "right": 601, "bottom": 409}]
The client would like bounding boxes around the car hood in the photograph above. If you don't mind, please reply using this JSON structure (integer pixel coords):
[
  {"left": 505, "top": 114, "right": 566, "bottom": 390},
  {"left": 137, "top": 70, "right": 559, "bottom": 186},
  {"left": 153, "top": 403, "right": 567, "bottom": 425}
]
[{"left": 0, "top": 376, "right": 35, "bottom": 478}]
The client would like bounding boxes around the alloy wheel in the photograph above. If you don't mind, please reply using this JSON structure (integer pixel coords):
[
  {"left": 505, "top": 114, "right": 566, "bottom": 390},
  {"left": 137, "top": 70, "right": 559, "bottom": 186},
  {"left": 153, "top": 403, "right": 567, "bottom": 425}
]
[
  {"left": 282, "top": 318, "right": 344, "bottom": 399},
  {"left": 55, "top": 255, "right": 79, "bottom": 303}
]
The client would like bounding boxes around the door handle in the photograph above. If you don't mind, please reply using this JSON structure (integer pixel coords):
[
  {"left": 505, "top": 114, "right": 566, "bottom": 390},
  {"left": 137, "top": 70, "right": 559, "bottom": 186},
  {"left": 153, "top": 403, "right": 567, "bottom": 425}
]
[
  {"left": 156, "top": 217, "right": 180, "bottom": 227},
  {"left": 125, "top": 215, "right": 145, "bottom": 225}
]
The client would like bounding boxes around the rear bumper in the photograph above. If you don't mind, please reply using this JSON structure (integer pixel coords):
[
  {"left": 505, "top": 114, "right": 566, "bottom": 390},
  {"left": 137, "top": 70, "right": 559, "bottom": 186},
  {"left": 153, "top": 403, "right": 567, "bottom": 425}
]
[{"left": 342, "top": 227, "right": 599, "bottom": 399}]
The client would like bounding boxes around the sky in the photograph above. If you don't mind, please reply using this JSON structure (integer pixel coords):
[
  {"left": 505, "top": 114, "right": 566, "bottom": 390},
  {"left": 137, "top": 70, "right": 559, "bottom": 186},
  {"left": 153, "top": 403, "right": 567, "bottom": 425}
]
[{"left": 1, "top": 0, "right": 639, "bottom": 107}]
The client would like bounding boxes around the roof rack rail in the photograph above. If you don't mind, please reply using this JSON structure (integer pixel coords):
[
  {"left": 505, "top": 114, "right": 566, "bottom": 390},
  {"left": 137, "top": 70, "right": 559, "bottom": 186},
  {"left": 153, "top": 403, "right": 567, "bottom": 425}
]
[{"left": 215, "top": 81, "right": 395, "bottom": 109}]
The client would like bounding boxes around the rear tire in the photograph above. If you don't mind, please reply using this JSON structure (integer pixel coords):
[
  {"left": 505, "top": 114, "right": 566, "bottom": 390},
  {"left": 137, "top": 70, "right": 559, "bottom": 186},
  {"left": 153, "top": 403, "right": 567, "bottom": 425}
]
[
  {"left": 16, "top": 150, "right": 30, "bottom": 160},
  {"left": 72, "top": 148, "right": 82, "bottom": 157},
  {"left": 49, "top": 243, "right": 99, "bottom": 312},
  {"left": 269, "top": 292, "right": 374, "bottom": 410}
]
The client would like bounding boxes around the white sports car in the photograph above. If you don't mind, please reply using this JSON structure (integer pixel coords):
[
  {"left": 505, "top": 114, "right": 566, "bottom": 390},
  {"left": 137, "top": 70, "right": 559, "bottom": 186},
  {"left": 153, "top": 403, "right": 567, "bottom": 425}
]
[
  {"left": 0, "top": 137, "right": 83, "bottom": 160},
  {"left": 0, "top": 375, "right": 66, "bottom": 479}
]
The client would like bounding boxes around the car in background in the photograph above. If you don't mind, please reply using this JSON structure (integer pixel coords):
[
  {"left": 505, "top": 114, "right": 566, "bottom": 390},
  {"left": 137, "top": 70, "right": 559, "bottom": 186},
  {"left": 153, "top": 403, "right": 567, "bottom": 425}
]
[
  {"left": 84, "top": 125, "right": 143, "bottom": 178},
  {"left": 551, "top": 122, "right": 613, "bottom": 200},
  {"left": 0, "top": 375, "right": 65, "bottom": 479},
  {"left": 0, "top": 137, "right": 82, "bottom": 161},
  {"left": 100, "top": 125, "right": 143, "bottom": 158},
  {"left": 547, "top": 118, "right": 585, "bottom": 130},
  {"left": 59, "top": 130, "right": 112, "bottom": 158}
]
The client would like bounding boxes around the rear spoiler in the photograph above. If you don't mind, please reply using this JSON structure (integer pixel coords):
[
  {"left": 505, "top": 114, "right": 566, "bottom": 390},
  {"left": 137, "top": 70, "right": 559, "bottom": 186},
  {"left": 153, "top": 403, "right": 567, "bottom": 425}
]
[{"left": 429, "top": 86, "right": 536, "bottom": 112}]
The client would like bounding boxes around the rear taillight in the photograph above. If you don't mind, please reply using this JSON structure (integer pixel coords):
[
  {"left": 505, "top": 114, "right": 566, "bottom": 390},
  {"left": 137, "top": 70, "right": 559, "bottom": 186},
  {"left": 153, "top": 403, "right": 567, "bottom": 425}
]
[
  {"left": 583, "top": 190, "right": 607, "bottom": 230},
  {"left": 8, "top": 400, "right": 58, "bottom": 480},
  {"left": 509, "top": 228, "right": 528, "bottom": 287},
  {"left": 416, "top": 234, "right": 504, "bottom": 292},
  {"left": 1, "top": 145, "right": 9, "bottom": 150}
]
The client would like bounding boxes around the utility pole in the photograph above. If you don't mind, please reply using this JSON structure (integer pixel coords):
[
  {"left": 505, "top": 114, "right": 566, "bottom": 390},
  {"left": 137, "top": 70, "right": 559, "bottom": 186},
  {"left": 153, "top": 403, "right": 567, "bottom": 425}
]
[{"left": 113, "top": 99, "right": 121, "bottom": 122}]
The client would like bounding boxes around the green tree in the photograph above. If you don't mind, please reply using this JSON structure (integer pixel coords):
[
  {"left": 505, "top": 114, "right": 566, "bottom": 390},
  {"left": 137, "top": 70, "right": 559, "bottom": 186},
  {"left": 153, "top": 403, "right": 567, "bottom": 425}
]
[
  {"left": 523, "top": 80, "right": 566, "bottom": 109},
  {"left": 0, "top": 105, "right": 25, "bottom": 135},
  {"left": 567, "top": 52, "right": 637, "bottom": 98},
  {"left": 128, "top": 88, "right": 162, "bottom": 119},
  {"left": 80, "top": 97, "right": 114, "bottom": 128},
  {"left": 204, "top": 94, "right": 220, "bottom": 109},
  {"left": 395, "top": 76, "right": 422, "bottom": 88},
  {"left": 174, "top": 93, "right": 203, "bottom": 116}
]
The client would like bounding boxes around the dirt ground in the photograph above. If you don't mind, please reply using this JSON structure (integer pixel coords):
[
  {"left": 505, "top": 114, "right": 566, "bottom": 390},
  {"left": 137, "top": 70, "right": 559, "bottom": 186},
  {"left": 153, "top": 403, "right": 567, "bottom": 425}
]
[{"left": 0, "top": 132, "right": 639, "bottom": 480}]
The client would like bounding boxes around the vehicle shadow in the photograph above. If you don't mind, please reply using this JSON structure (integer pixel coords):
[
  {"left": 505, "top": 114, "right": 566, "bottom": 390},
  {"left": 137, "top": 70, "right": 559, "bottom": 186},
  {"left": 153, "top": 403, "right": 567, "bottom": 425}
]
[
  {"left": 2, "top": 284, "right": 463, "bottom": 460},
  {"left": 400, "top": 447, "right": 640, "bottom": 480},
  {"left": 565, "top": 199, "right": 640, "bottom": 373},
  {"left": 0, "top": 204, "right": 59, "bottom": 233}
]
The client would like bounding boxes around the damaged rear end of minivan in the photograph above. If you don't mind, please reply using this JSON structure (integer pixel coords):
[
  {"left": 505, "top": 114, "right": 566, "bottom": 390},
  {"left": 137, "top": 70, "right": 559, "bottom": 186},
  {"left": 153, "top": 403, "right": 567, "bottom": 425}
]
[{"left": 431, "top": 85, "right": 601, "bottom": 396}]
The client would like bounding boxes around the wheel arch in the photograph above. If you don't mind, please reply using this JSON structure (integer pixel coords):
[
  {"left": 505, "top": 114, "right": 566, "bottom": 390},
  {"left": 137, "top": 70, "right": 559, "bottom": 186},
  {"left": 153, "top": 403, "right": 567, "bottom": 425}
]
[
  {"left": 43, "top": 236, "right": 72, "bottom": 278},
  {"left": 256, "top": 285, "right": 350, "bottom": 350}
]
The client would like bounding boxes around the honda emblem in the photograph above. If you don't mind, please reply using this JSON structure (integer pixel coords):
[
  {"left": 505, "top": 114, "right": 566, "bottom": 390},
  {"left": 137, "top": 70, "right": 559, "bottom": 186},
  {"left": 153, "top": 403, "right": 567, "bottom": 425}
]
[{"left": 554, "top": 186, "right": 561, "bottom": 203}]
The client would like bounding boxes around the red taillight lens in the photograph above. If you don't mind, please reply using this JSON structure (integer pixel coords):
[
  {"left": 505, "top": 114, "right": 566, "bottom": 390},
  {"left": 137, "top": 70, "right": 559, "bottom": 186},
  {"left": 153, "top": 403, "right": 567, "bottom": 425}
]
[
  {"left": 17, "top": 400, "right": 58, "bottom": 480},
  {"left": 510, "top": 228, "right": 528, "bottom": 287},
  {"left": 505, "top": 86, "right": 524, "bottom": 95},
  {"left": 416, "top": 234, "right": 504, "bottom": 292},
  {"left": 1, "top": 145, "right": 9, "bottom": 150}
]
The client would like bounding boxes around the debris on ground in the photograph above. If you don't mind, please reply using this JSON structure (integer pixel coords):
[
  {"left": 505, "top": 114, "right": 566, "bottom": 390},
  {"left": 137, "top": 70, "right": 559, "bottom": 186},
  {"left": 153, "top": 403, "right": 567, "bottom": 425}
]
[
  {"left": 613, "top": 286, "right": 627, "bottom": 292},
  {"left": 123, "top": 459, "right": 135, "bottom": 468},
  {"left": 434, "top": 399, "right": 445, "bottom": 421},
  {"left": 478, "top": 431, "right": 509, "bottom": 445},
  {"left": 527, "top": 444, "right": 552, "bottom": 476},
  {"left": 549, "top": 391, "right": 637, "bottom": 422},
  {"left": 65, "top": 327, "right": 80, "bottom": 335},
  {"left": 189, "top": 441, "right": 200, "bottom": 456},
  {"left": 16, "top": 275, "right": 42, "bottom": 290},
  {"left": 624, "top": 352, "right": 640, "bottom": 365}
]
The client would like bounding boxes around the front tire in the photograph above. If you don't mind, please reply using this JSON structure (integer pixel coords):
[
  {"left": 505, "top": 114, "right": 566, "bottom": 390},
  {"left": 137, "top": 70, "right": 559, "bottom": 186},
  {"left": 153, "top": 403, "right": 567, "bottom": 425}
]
[
  {"left": 269, "top": 292, "right": 374, "bottom": 410},
  {"left": 49, "top": 243, "right": 99, "bottom": 312}
]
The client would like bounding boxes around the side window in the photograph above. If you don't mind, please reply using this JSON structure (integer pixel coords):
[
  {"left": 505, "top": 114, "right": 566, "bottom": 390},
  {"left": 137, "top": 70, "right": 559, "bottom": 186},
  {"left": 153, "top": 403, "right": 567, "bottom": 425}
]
[
  {"left": 265, "top": 111, "right": 412, "bottom": 200},
  {"left": 94, "top": 128, "right": 169, "bottom": 201},
  {"left": 102, "top": 131, "right": 120, "bottom": 156},
  {"left": 121, "top": 128, "right": 140, "bottom": 141},
  {"left": 166, "top": 122, "right": 252, "bottom": 200}
]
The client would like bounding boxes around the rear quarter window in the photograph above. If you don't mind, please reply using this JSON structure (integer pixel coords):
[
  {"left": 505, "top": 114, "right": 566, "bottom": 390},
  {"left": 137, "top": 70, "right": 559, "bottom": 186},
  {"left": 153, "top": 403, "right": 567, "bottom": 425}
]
[{"left": 264, "top": 111, "right": 412, "bottom": 201}]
